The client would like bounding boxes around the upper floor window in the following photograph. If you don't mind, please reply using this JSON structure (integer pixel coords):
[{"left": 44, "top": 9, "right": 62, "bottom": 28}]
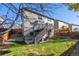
[{"left": 38, "top": 16, "right": 42, "bottom": 20}]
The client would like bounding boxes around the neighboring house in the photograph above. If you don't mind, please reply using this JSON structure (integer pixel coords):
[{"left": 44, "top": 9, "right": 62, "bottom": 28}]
[
  {"left": 0, "top": 16, "right": 22, "bottom": 42},
  {"left": 73, "top": 28, "right": 79, "bottom": 32}
]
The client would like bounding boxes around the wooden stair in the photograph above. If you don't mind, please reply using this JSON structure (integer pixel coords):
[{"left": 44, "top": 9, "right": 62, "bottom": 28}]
[{"left": 34, "top": 26, "right": 49, "bottom": 44}]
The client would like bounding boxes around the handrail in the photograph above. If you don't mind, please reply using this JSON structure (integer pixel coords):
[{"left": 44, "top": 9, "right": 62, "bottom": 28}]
[{"left": 34, "top": 25, "right": 48, "bottom": 44}]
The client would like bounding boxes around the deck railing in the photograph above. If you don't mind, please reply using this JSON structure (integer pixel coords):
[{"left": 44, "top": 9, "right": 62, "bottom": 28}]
[{"left": 34, "top": 24, "right": 49, "bottom": 44}]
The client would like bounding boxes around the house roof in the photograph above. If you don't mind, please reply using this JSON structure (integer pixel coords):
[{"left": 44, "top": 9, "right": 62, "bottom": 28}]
[{"left": 22, "top": 8, "right": 79, "bottom": 26}]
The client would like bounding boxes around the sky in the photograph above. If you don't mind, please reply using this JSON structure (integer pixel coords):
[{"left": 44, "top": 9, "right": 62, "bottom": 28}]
[
  {"left": 0, "top": 3, "right": 79, "bottom": 25},
  {"left": 52, "top": 4, "right": 79, "bottom": 25}
]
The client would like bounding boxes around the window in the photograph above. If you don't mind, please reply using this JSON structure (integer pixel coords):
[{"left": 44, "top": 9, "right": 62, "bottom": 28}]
[{"left": 38, "top": 16, "right": 42, "bottom": 20}]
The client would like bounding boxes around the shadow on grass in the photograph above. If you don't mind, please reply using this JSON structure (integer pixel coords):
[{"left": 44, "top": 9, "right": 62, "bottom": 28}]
[
  {"left": 27, "top": 53, "right": 54, "bottom": 56},
  {"left": 13, "top": 41, "right": 26, "bottom": 45},
  {"left": 2, "top": 37, "right": 75, "bottom": 56},
  {"left": 0, "top": 50, "right": 11, "bottom": 56},
  {"left": 8, "top": 41, "right": 26, "bottom": 48},
  {"left": 48, "top": 39, "right": 70, "bottom": 43}
]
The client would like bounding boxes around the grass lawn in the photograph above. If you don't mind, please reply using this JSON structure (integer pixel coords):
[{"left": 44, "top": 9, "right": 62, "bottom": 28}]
[{"left": 2, "top": 37, "right": 77, "bottom": 56}]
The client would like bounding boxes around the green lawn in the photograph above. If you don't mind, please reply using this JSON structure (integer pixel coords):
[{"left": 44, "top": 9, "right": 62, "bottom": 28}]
[{"left": 2, "top": 38, "right": 77, "bottom": 56}]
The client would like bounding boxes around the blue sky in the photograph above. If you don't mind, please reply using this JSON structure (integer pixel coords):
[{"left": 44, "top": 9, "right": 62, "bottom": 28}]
[
  {"left": 0, "top": 3, "right": 79, "bottom": 25},
  {"left": 52, "top": 4, "right": 79, "bottom": 25}
]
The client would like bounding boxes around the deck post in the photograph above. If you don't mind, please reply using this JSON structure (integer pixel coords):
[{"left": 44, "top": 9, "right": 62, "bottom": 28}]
[
  {"left": 0, "top": 40, "right": 3, "bottom": 46},
  {"left": 68, "top": 24, "right": 72, "bottom": 32},
  {"left": 54, "top": 20, "right": 59, "bottom": 36}
]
